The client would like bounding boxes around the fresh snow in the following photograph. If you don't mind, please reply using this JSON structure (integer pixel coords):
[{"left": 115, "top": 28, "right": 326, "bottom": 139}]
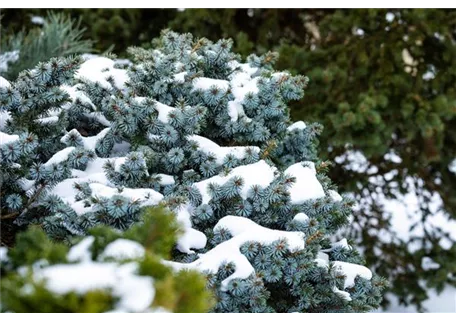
[
  {"left": 0, "top": 247, "right": 8, "bottom": 262},
  {"left": 315, "top": 251, "right": 329, "bottom": 268},
  {"left": 19, "top": 178, "right": 35, "bottom": 191},
  {"left": 385, "top": 12, "right": 395, "bottom": 22},
  {"left": 193, "top": 78, "right": 229, "bottom": 91},
  {"left": 174, "top": 204, "right": 207, "bottom": 254},
  {"left": 89, "top": 183, "right": 163, "bottom": 207},
  {"left": 61, "top": 128, "right": 110, "bottom": 151},
  {"left": 187, "top": 135, "right": 259, "bottom": 165},
  {"left": 0, "top": 111, "right": 11, "bottom": 131},
  {"left": 421, "top": 257, "right": 440, "bottom": 271},
  {"left": 49, "top": 157, "right": 128, "bottom": 214},
  {"left": 227, "top": 100, "right": 245, "bottom": 122},
  {"left": 111, "top": 141, "right": 131, "bottom": 156},
  {"left": 68, "top": 236, "right": 95, "bottom": 263},
  {"left": 284, "top": 162, "right": 325, "bottom": 204},
  {"left": 293, "top": 212, "right": 310, "bottom": 223},
  {"left": 35, "top": 116, "right": 59, "bottom": 124},
  {"left": 230, "top": 73, "right": 259, "bottom": 99},
  {"left": 166, "top": 215, "right": 305, "bottom": 289},
  {"left": 333, "top": 286, "right": 352, "bottom": 301},
  {"left": 193, "top": 160, "right": 276, "bottom": 204},
  {"left": 84, "top": 112, "right": 111, "bottom": 127},
  {"left": 31, "top": 16, "right": 45, "bottom": 25},
  {"left": 0, "top": 76, "right": 11, "bottom": 88},
  {"left": 76, "top": 57, "right": 129, "bottom": 90},
  {"left": 334, "top": 150, "right": 370, "bottom": 173},
  {"left": 156, "top": 174, "right": 175, "bottom": 185},
  {"left": 333, "top": 261, "right": 372, "bottom": 288},
  {"left": 35, "top": 262, "right": 154, "bottom": 312},
  {"left": 331, "top": 238, "right": 352, "bottom": 250},
  {"left": 44, "top": 147, "right": 75, "bottom": 166},
  {"left": 134, "top": 97, "right": 176, "bottom": 124},
  {"left": 287, "top": 121, "right": 307, "bottom": 131},
  {"left": 100, "top": 239, "right": 145, "bottom": 261},
  {"left": 192, "top": 62, "right": 260, "bottom": 122},
  {"left": 227, "top": 64, "right": 260, "bottom": 122},
  {"left": 173, "top": 71, "right": 187, "bottom": 83},
  {"left": 31, "top": 236, "right": 155, "bottom": 312},
  {"left": 154, "top": 101, "right": 176, "bottom": 123},
  {"left": 384, "top": 150, "right": 402, "bottom": 163},
  {"left": 315, "top": 251, "right": 371, "bottom": 300},
  {"left": 0, "top": 132, "right": 19, "bottom": 145},
  {"left": 328, "top": 190, "right": 343, "bottom": 202},
  {"left": 176, "top": 225, "right": 207, "bottom": 254},
  {"left": 60, "top": 84, "right": 96, "bottom": 109},
  {"left": 449, "top": 158, "right": 456, "bottom": 174}
]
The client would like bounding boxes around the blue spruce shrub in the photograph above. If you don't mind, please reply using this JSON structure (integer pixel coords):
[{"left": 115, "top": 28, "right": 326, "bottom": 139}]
[{"left": 0, "top": 31, "right": 387, "bottom": 312}]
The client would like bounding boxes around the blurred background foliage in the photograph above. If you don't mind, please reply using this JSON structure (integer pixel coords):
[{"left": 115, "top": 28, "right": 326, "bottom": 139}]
[{"left": 1, "top": 8, "right": 455, "bottom": 311}]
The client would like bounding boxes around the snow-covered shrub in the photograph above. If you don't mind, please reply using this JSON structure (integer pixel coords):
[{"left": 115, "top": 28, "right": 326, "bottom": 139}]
[
  {"left": 0, "top": 206, "right": 212, "bottom": 312},
  {"left": 0, "top": 30, "right": 387, "bottom": 312}
]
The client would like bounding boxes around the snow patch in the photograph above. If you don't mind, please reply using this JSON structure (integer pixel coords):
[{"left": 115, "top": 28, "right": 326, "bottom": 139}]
[
  {"left": 284, "top": 162, "right": 325, "bottom": 204},
  {"left": 173, "top": 71, "right": 187, "bottom": 83},
  {"left": 193, "top": 160, "right": 276, "bottom": 204},
  {"left": 0, "top": 111, "right": 11, "bottom": 131},
  {"left": 0, "top": 247, "right": 8, "bottom": 262},
  {"left": 333, "top": 286, "right": 352, "bottom": 301},
  {"left": 60, "top": 84, "right": 95, "bottom": 110},
  {"left": 35, "top": 116, "right": 59, "bottom": 124},
  {"left": 68, "top": 236, "right": 95, "bottom": 263},
  {"left": 287, "top": 121, "right": 307, "bottom": 131},
  {"left": 166, "top": 215, "right": 305, "bottom": 289},
  {"left": 188, "top": 135, "right": 259, "bottom": 166},
  {"left": 0, "top": 132, "right": 19, "bottom": 145},
  {"left": 193, "top": 78, "right": 229, "bottom": 91},
  {"left": 76, "top": 57, "right": 129, "bottom": 90},
  {"left": 49, "top": 157, "right": 121, "bottom": 214},
  {"left": 89, "top": 183, "right": 163, "bottom": 207},
  {"left": 333, "top": 261, "right": 373, "bottom": 288},
  {"left": 331, "top": 238, "right": 352, "bottom": 251},
  {"left": 154, "top": 101, "right": 176, "bottom": 124},
  {"left": 44, "top": 147, "right": 75, "bottom": 166},
  {"left": 0, "top": 76, "right": 11, "bottom": 88},
  {"left": 31, "top": 235, "right": 154, "bottom": 312},
  {"left": 35, "top": 262, "right": 154, "bottom": 312},
  {"left": 156, "top": 174, "right": 175, "bottom": 185},
  {"left": 385, "top": 12, "right": 395, "bottom": 22},
  {"left": 101, "top": 239, "right": 145, "bottom": 261},
  {"left": 61, "top": 128, "right": 110, "bottom": 151},
  {"left": 421, "top": 257, "right": 440, "bottom": 270},
  {"left": 174, "top": 204, "right": 207, "bottom": 254},
  {"left": 384, "top": 150, "right": 402, "bottom": 164},
  {"left": 328, "top": 190, "right": 343, "bottom": 202},
  {"left": 334, "top": 150, "right": 369, "bottom": 173},
  {"left": 31, "top": 16, "right": 45, "bottom": 25},
  {"left": 293, "top": 213, "right": 309, "bottom": 223},
  {"left": 449, "top": 159, "right": 456, "bottom": 174}
]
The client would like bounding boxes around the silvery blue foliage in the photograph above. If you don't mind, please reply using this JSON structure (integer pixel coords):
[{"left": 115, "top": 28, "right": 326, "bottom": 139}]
[{"left": 0, "top": 31, "right": 387, "bottom": 312}]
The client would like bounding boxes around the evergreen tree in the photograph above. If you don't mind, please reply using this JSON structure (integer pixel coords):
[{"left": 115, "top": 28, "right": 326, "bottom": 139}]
[
  {"left": 1, "top": 31, "right": 387, "bottom": 312},
  {"left": 167, "top": 9, "right": 456, "bottom": 310},
  {"left": 0, "top": 206, "right": 212, "bottom": 312}
]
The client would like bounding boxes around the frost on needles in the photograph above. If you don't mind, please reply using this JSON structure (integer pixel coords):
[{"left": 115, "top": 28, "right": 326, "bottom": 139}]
[{"left": 0, "top": 30, "right": 387, "bottom": 312}]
